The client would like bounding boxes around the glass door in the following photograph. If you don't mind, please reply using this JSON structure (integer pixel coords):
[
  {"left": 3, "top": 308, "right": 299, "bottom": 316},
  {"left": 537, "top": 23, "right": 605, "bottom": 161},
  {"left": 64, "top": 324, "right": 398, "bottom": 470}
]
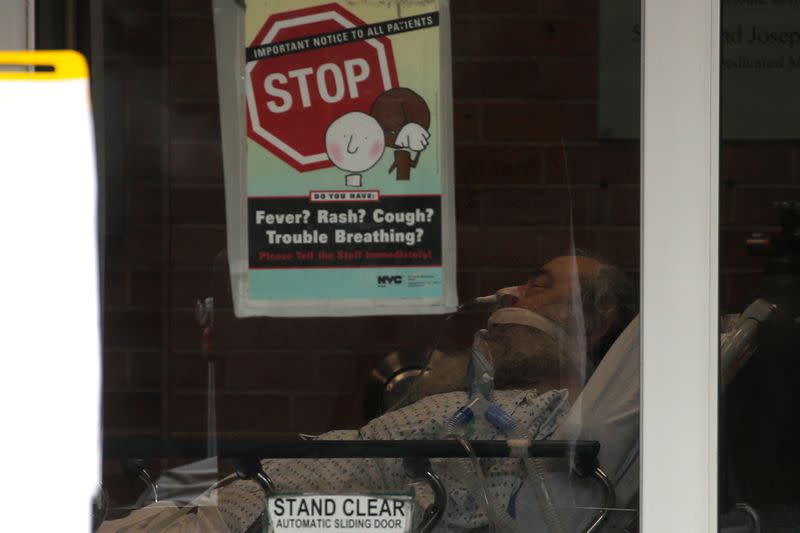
[
  {"left": 60, "top": 0, "right": 746, "bottom": 531},
  {"left": 717, "top": 0, "right": 800, "bottom": 530}
]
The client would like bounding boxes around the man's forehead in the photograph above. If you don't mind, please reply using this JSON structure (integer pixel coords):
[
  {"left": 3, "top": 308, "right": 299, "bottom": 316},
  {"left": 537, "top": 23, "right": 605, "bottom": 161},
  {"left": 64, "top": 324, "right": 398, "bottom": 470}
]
[{"left": 541, "top": 255, "right": 602, "bottom": 280}]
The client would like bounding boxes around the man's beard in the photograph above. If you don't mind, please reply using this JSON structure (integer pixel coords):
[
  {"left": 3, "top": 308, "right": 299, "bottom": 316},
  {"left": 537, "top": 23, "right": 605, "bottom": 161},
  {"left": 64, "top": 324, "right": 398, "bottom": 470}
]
[
  {"left": 405, "top": 322, "right": 579, "bottom": 405},
  {"left": 481, "top": 324, "right": 574, "bottom": 390}
]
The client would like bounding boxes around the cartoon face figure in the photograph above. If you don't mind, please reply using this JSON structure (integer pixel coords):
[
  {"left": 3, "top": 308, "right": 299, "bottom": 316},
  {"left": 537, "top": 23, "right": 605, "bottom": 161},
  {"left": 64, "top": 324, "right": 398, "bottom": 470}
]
[{"left": 325, "top": 112, "right": 386, "bottom": 173}]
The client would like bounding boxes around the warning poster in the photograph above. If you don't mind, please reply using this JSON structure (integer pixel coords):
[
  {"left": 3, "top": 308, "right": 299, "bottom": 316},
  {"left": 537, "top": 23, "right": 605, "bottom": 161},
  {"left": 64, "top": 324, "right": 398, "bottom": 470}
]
[{"left": 229, "top": 0, "right": 456, "bottom": 317}]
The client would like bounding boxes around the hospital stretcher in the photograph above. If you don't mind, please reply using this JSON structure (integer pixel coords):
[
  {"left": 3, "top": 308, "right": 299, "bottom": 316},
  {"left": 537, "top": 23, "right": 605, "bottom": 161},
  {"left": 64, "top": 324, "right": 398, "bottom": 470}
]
[
  {"left": 101, "top": 299, "right": 772, "bottom": 532},
  {"left": 105, "top": 437, "right": 612, "bottom": 533}
]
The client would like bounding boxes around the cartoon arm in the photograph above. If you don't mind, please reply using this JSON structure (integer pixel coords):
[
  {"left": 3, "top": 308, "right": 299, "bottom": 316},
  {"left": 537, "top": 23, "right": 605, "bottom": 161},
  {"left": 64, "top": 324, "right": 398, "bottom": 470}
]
[{"left": 394, "top": 122, "right": 431, "bottom": 152}]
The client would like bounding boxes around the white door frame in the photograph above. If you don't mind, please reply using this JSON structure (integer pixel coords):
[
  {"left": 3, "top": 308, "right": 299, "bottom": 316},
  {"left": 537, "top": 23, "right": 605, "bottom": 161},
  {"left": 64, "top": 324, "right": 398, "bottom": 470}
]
[{"left": 641, "top": 0, "right": 720, "bottom": 530}]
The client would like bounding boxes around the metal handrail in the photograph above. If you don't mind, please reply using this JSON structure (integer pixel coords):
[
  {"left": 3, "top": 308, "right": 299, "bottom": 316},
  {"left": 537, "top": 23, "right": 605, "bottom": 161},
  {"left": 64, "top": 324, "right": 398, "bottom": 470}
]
[
  {"left": 106, "top": 437, "right": 608, "bottom": 533},
  {"left": 105, "top": 437, "right": 600, "bottom": 464},
  {"left": 583, "top": 466, "right": 616, "bottom": 533}
]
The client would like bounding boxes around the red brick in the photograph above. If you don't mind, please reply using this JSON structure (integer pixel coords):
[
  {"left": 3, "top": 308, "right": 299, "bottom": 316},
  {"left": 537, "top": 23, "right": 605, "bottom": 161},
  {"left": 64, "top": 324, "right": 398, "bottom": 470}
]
[
  {"left": 169, "top": 309, "right": 224, "bottom": 349},
  {"left": 169, "top": 142, "right": 224, "bottom": 184},
  {"left": 454, "top": 61, "right": 542, "bottom": 99},
  {"left": 479, "top": 187, "right": 574, "bottom": 226},
  {"left": 594, "top": 229, "right": 639, "bottom": 269},
  {"left": 537, "top": 228, "right": 640, "bottom": 269},
  {"left": 720, "top": 187, "right": 736, "bottom": 226},
  {"left": 480, "top": 186, "right": 639, "bottom": 228},
  {"left": 169, "top": 102, "right": 221, "bottom": 141},
  {"left": 451, "top": 18, "right": 482, "bottom": 56},
  {"left": 561, "top": 103, "right": 598, "bottom": 141},
  {"left": 721, "top": 143, "right": 794, "bottom": 185},
  {"left": 544, "top": 144, "right": 640, "bottom": 185},
  {"left": 316, "top": 355, "right": 358, "bottom": 392},
  {"left": 104, "top": 269, "right": 128, "bottom": 308},
  {"left": 270, "top": 315, "right": 417, "bottom": 350},
  {"left": 105, "top": 0, "right": 162, "bottom": 13},
  {"left": 171, "top": 186, "right": 226, "bottom": 225},
  {"left": 104, "top": 391, "right": 161, "bottom": 431},
  {"left": 125, "top": 225, "right": 164, "bottom": 266},
  {"left": 169, "top": 265, "right": 232, "bottom": 310},
  {"left": 457, "top": 270, "right": 481, "bottom": 303},
  {"left": 538, "top": 60, "right": 597, "bottom": 99},
  {"left": 169, "top": 354, "right": 225, "bottom": 389},
  {"left": 540, "top": 0, "right": 597, "bottom": 17},
  {"left": 477, "top": 269, "right": 535, "bottom": 296},
  {"left": 170, "top": 310, "right": 434, "bottom": 352},
  {"left": 170, "top": 225, "right": 226, "bottom": 265},
  {"left": 169, "top": 392, "right": 290, "bottom": 432},
  {"left": 170, "top": 0, "right": 212, "bottom": 13},
  {"left": 127, "top": 99, "right": 163, "bottom": 145},
  {"left": 293, "top": 394, "right": 360, "bottom": 433},
  {"left": 721, "top": 271, "right": 763, "bottom": 313},
  {"left": 455, "top": 146, "right": 544, "bottom": 185},
  {"left": 483, "top": 103, "right": 595, "bottom": 142},
  {"left": 608, "top": 187, "right": 640, "bottom": 227},
  {"left": 169, "top": 59, "right": 218, "bottom": 100},
  {"left": 453, "top": 0, "right": 540, "bottom": 14},
  {"left": 169, "top": 16, "right": 215, "bottom": 58},
  {"left": 130, "top": 269, "right": 163, "bottom": 306},
  {"left": 226, "top": 352, "right": 320, "bottom": 390},
  {"left": 453, "top": 60, "right": 596, "bottom": 100},
  {"left": 458, "top": 227, "right": 540, "bottom": 267},
  {"left": 103, "top": 350, "right": 130, "bottom": 390},
  {"left": 105, "top": 309, "right": 163, "bottom": 349},
  {"left": 170, "top": 310, "right": 277, "bottom": 350},
  {"left": 454, "top": 102, "right": 481, "bottom": 142},
  {"left": 126, "top": 143, "right": 163, "bottom": 182},
  {"left": 537, "top": 228, "right": 578, "bottom": 262},
  {"left": 105, "top": 58, "right": 162, "bottom": 100},
  {"left": 455, "top": 186, "right": 482, "bottom": 225},
  {"left": 104, "top": 12, "right": 163, "bottom": 58},
  {"left": 129, "top": 183, "right": 163, "bottom": 224},
  {"left": 130, "top": 352, "right": 162, "bottom": 389},
  {"left": 479, "top": 17, "right": 596, "bottom": 58},
  {"left": 354, "top": 352, "right": 389, "bottom": 390},
  {"left": 169, "top": 310, "right": 207, "bottom": 350}
]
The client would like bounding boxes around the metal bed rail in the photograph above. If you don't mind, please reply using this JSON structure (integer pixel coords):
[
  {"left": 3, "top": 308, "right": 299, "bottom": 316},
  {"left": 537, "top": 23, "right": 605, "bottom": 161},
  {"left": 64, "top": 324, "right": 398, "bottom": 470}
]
[{"left": 103, "top": 437, "right": 613, "bottom": 533}]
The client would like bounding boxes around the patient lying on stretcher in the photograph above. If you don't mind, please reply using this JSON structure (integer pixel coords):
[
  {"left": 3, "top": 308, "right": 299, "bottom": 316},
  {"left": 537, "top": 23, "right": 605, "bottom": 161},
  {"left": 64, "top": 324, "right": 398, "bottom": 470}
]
[{"left": 99, "top": 255, "right": 636, "bottom": 533}]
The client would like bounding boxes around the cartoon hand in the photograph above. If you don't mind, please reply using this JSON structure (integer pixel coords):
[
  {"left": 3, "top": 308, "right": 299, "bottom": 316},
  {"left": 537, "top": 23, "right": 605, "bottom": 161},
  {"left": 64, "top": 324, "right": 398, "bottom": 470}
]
[{"left": 395, "top": 122, "right": 431, "bottom": 152}]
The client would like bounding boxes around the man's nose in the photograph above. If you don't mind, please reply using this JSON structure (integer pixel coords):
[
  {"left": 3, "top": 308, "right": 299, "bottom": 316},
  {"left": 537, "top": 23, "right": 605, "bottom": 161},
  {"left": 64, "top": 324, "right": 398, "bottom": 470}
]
[{"left": 496, "top": 287, "right": 520, "bottom": 308}]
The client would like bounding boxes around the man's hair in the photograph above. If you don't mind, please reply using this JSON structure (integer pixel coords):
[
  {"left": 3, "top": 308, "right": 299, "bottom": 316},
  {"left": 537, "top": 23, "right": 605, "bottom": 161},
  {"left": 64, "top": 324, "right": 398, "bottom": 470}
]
[{"left": 576, "top": 253, "right": 638, "bottom": 369}]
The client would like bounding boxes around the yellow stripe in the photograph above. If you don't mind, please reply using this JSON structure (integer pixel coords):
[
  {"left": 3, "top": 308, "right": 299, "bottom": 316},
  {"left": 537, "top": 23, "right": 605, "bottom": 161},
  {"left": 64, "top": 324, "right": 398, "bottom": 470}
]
[{"left": 0, "top": 50, "right": 88, "bottom": 80}]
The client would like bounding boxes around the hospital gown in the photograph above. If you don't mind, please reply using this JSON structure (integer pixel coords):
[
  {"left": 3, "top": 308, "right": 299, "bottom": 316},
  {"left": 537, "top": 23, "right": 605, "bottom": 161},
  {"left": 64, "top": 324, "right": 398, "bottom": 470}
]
[{"left": 99, "top": 388, "right": 570, "bottom": 533}]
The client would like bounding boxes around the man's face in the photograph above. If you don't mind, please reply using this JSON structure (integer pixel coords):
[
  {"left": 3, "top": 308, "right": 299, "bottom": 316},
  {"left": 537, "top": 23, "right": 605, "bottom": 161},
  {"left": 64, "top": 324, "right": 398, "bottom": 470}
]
[
  {"left": 498, "top": 255, "right": 602, "bottom": 324},
  {"left": 406, "top": 256, "right": 603, "bottom": 401}
]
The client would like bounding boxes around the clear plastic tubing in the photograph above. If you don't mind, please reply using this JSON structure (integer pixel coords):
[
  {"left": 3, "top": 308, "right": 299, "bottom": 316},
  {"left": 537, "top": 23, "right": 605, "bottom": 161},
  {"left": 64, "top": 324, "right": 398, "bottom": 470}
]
[
  {"left": 443, "top": 401, "right": 499, "bottom": 533},
  {"left": 485, "top": 404, "right": 566, "bottom": 533}
]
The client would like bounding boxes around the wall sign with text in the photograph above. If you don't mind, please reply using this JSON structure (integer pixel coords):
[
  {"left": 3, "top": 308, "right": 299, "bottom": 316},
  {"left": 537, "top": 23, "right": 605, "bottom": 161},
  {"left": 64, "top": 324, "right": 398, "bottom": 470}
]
[
  {"left": 266, "top": 494, "right": 414, "bottom": 533},
  {"left": 219, "top": 0, "right": 457, "bottom": 317},
  {"left": 599, "top": 0, "right": 800, "bottom": 139}
]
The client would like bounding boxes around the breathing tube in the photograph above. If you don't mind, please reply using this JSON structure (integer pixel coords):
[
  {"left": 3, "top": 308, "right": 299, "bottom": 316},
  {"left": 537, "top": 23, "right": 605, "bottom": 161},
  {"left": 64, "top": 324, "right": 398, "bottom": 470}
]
[
  {"left": 440, "top": 332, "right": 502, "bottom": 532},
  {"left": 444, "top": 289, "right": 571, "bottom": 533},
  {"left": 441, "top": 397, "right": 501, "bottom": 532},
  {"left": 485, "top": 405, "right": 566, "bottom": 533}
]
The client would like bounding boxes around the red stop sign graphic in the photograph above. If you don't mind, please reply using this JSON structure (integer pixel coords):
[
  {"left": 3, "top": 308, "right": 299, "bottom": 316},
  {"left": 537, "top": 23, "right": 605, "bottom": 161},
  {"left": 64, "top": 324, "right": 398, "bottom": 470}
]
[{"left": 246, "top": 4, "right": 399, "bottom": 173}]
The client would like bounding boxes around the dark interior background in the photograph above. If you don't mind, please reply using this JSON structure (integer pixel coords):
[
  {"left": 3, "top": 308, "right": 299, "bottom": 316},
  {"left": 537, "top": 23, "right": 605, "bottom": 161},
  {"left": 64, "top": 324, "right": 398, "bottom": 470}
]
[{"left": 46, "top": 0, "right": 794, "bottom": 510}]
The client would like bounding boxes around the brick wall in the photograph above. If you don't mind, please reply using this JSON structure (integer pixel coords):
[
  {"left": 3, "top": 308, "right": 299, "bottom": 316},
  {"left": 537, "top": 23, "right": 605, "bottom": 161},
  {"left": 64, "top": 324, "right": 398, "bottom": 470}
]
[{"left": 100, "top": 0, "right": 796, "bottom": 497}]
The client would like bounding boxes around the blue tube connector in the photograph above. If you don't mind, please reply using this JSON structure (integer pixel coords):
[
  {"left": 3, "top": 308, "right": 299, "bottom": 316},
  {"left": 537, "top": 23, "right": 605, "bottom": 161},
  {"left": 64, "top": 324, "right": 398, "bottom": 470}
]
[{"left": 485, "top": 404, "right": 521, "bottom": 437}]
